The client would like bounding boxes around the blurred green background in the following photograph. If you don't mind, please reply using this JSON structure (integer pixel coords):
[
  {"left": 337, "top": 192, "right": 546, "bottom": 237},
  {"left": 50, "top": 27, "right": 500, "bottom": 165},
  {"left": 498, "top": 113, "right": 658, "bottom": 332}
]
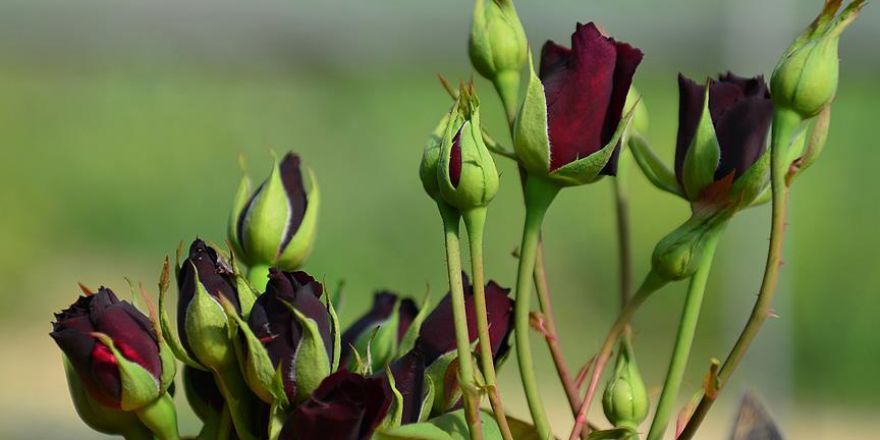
[{"left": 1, "top": 0, "right": 877, "bottom": 438}]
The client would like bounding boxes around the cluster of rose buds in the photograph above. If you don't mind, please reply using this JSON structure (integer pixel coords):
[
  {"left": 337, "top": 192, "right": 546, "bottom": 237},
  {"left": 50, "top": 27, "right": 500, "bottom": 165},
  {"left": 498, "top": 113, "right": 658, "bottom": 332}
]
[{"left": 51, "top": 1, "right": 865, "bottom": 439}]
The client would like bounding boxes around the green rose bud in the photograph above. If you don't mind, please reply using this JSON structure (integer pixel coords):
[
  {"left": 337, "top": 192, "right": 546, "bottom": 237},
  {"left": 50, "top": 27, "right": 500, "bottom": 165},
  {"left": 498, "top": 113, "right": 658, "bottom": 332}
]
[
  {"left": 652, "top": 212, "right": 729, "bottom": 282},
  {"left": 229, "top": 152, "right": 319, "bottom": 279},
  {"left": 602, "top": 343, "right": 649, "bottom": 430},
  {"left": 436, "top": 85, "right": 499, "bottom": 211},
  {"left": 469, "top": 0, "right": 528, "bottom": 114},
  {"left": 771, "top": 0, "right": 865, "bottom": 120}
]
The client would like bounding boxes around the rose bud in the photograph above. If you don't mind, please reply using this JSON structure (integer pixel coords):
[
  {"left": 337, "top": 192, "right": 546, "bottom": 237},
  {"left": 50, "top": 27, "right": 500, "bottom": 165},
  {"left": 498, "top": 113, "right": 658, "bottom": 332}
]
[
  {"left": 514, "top": 22, "right": 643, "bottom": 187},
  {"left": 229, "top": 152, "right": 320, "bottom": 288},
  {"left": 469, "top": 0, "right": 528, "bottom": 116},
  {"left": 420, "top": 113, "right": 451, "bottom": 202},
  {"left": 437, "top": 84, "right": 500, "bottom": 212},
  {"left": 238, "top": 269, "right": 337, "bottom": 405},
  {"left": 602, "top": 343, "right": 648, "bottom": 430},
  {"left": 176, "top": 239, "right": 256, "bottom": 370},
  {"left": 771, "top": 0, "right": 865, "bottom": 121},
  {"left": 51, "top": 288, "right": 178, "bottom": 438},
  {"left": 339, "top": 292, "right": 421, "bottom": 371},
  {"left": 279, "top": 370, "right": 391, "bottom": 440},
  {"left": 416, "top": 275, "right": 514, "bottom": 414}
]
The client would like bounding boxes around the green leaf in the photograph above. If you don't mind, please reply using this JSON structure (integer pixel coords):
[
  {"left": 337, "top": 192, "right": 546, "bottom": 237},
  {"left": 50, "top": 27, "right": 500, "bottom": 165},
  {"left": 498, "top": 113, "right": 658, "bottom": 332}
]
[
  {"left": 429, "top": 409, "right": 503, "bottom": 440},
  {"left": 506, "top": 415, "right": 549, "bottom": 440},
  {"left": 681, "top": 84, "right": 721, "bottom": 200},
  {"left": 628, "top": 134, "right": 682, "bottom": 196}
]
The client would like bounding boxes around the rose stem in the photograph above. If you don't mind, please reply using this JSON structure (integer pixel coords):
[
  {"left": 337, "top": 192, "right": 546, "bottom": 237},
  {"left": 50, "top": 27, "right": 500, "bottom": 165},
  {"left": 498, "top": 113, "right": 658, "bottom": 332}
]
[
  {"left": 645, "top": 231, "right": 722, "bottom": 440},
  {"left": 439, "top": 202, "right": 484, "bottom": 440},
  {"left": 677, "top": 109, "right": 801, "bottom": 439}
]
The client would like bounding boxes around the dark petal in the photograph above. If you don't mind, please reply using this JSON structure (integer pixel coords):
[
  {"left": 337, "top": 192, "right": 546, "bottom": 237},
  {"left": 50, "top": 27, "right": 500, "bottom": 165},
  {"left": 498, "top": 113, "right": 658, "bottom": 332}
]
[
  {"left": 599, "top": 41, "right": 644, "bottom": 176},
  {"left": 542, "top": 22, "right": 617, "bottom": 171},
  {"left": 288, "top": 271, "right": 324, "bottom": 297},
  {"left": 339, "top": 292, "right": 399, "bottom": 367},
  {"left": 284, "top": 272, "right": 332, "bottom": 361},
  {"left": 278, "top": 153, "right": 309, "bottom": 253},
  {"left": 94, "top": 302, "right": 161, "bottom": 380},
  {"left": 281, "top": 370, "right": 391, "bottom": 440},
  {"left": 714, "top": 97, "right": 774, "bottom": 180},
  {"left": 397, "top": 298, "right": 419, "bottom": 343},
  {"left": 416, "top": 274, "right": 514, "bottom": 365},
  {"left": 386, "top": 350, "right": 427, "bottom": 424},
  {"left": 707, "top": 81, "right": 744, "bottom": 122},
  {"left": 539, "top": 40, "right": 572, "bottom": 79},
  {"left": 89, "top": 340, "right": 123, "bottom": 406},
  {"left": 51, "top": 326, "right": 110, "bottom": 402},
  {"left": 675, "top": 74, "right": 707, "bottom": 182},
  {"left": 718, "top": 72, "right": 770, "bottom": 99},
  {"left": 449, "top": 128, "right": 463, "bottom": 188},
  {"left": 183, "top": 366, "right": 224, "bottom": 416}
]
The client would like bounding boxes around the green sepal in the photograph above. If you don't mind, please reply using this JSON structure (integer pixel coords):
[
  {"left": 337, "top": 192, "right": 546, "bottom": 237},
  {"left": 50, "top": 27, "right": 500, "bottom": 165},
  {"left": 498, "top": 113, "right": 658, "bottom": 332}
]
[
  {"left": 157, "top": 339, "right": 177, "bottom": 392},
  {"left": 513, "top": 52, "right": 551, "bottom": 175},
  {"left": 748, "top": 187, "right": 771, "bottom": 208},
  {"left": 134, "top": 392, "right": 181, "bottom": 440},
  {"left": 378, "top": 368, "right": 404, "bottom": 431},
  {"left": 628, "top": 134, "right": 682, "bottom": 197},
  {"left": 548, "top": 101, "right": 635, "bottom": 186},
  {"left": 421, "top": 113, "right": 452, "bottom": 201},
  {"left": 91, "top": 332, "right": 161, "bottom": 411},
  {"left": 419, "top": 374, "right": 437, "bottom": 423},
  {"left": 350, "top": 343, "right": 370, "bottom": 376},
  {"left": 327, "top": 293, "right": 342, "bottom": 372},
  {"left": 228, "top": 170, "right": 252, "bottom": 262},
  {"left": 681, "top": 84, "right": 721, "bottom": 200},
  {"left": 793, "top": 105, "right": 832, "bottom": 177},
  {"left": 234, "top": 273, "right": 258, "bottom": 320},
  {"left": 396, "top": 296, "right": 432, "bottom": 359},
  {"left": 276, "top": 167, "right": 320, "bottom": 270},
  {"left": 268, "top": 400, "right": 286, "bottom": 440},
  {"left": 240, "top": 154, "right": 291, "bottom": 267},
  {"left": 218, "top": 295, "right": 288, "bottom": 407},
  {"left": 350, "top": 301, "right": 399, "bottom": 371},
  {"left": 281, "top": 301, "right": 332, "bottom": 403},
  {"left": 730, "top": 150, "right": 770, "bottom": 209},
  {"left": 185, "top": 266, "right": 235, "bottom": 370},
  {"left": 158, "top": 259, "right": 205, "bottom": 370},
  {"left": 62, "top": 356, "right": 153, "bottom": 438}
]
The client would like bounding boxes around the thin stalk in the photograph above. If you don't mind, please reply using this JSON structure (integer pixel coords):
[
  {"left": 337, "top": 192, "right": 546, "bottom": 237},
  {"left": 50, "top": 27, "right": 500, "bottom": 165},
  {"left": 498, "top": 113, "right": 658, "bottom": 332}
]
[
  {"left": 439, "top": 203, "right": 484, "bottom": 440},
  {"left": 464, "top": 208, "right": 514, "bottom": 440},
  {"left": 569, "top": 273, "right": 667, "bottom": 440},
  {"left": 645, "top": 232, "right": 722, "bottom": 440},
  {"left": 678, "top": 109, "right": 801, "bottom": 439},
  {"left": 612, "top": 177, "right": 634, "bottom": 307},
  {"left": 534, "top": 241, "right": 580, "bottom": 414},
  {"left": 514, "top": 175, "right": 560, "bottom": 439}
]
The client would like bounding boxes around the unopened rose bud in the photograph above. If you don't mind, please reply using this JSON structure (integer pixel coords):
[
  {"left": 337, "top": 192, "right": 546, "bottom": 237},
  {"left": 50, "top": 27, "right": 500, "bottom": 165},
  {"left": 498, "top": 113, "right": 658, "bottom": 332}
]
[
  {"left": 339, "top": 292, "right": 420, "bottom": 371},
  {"left": 469, "top": 0, "right": 528, "bottom": 114},
  {"left": 602, "top": 343, "right": 648, "bottom": 430},
  {"left": 771, "top": 0, "right": 865, "bottom": 120},
  {"left": 437, "top": 85, "right": 499, "bottom": 211},
  {"left": 229, "top": 152, "right": 319, "bottom": 286}
]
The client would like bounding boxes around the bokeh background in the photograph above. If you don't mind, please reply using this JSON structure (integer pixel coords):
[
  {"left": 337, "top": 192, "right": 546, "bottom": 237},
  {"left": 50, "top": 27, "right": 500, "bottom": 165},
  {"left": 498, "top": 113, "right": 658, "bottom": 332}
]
[{"left": 1, "top": 0, "right": 877, "bottom": 438}]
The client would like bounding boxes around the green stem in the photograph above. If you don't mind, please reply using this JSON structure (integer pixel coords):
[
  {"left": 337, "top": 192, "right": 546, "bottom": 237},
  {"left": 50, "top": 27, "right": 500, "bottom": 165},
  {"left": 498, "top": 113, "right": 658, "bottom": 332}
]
[
  {"left": 492, "top": 70, "right": 520, "bottom": 129},
  {"left": 439, "top": 202, "right": 484, "bottom": 440},
  {"left": 645, "top": 231, "right": 722, "bottom": 440},
  {"left": 216, "top": 406, "right": 233, "bottom": 440},
  {"left": 678, "top": 109, "right": 801, "bottom": 439},
  {"left": 213, "top": 364, "right": 260, "bottom": 440},
  {"left": 568, "top": 273, "right": 667, "bottom": 440},
  {"left": 134, "top": 393, "right": 180, "bottom": 440},
  {"left": 514, "top": 175, "right": 559, "bottom": 440},
  {"left": 612, "top": 176, "right": 633, "bottom": 308},
  {"left": 464, "top": 208, "right": 514, "bottom": 440},
  {"left": 246, "top": 264, "right": 271, "bottom": 291}
]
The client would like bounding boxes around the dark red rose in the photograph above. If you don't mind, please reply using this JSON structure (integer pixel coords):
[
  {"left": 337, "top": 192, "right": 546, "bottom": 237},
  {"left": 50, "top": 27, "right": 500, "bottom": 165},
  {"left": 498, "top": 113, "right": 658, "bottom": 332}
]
[
  {"left": 339, "top": 292, "right": 419, "bottom": 367},
  {"left": 177, "top": 239, "right": 241, "bottom": 357},
  {"left": 279, "top": 370, "right": 391, "bottom": 440},
  {"left": 675, "top": 73, "right": 774, "bottom": 185},
  {"left": 50, "top": 288, "right": 161, "bottom": 408},
  {"left": 415, "top": 274, "right": 514, "bottom": 365},
  {"left": 247, "top": 269, "right": 332, "bottom": 403},
  {"left": 540, "top": 22, "right": 643, "bottom": 174}
]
